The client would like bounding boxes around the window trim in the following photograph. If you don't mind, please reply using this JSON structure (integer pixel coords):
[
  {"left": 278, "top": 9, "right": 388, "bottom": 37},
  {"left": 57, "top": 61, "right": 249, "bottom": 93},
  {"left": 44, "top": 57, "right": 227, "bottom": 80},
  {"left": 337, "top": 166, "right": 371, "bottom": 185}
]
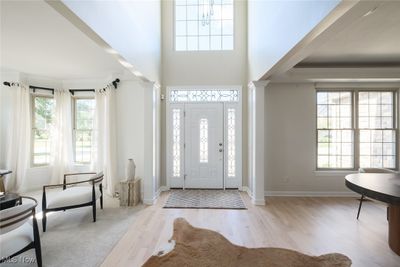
[
  {"left": 31, "top": 94, "right": 54, "bottom": 167},
  {"left": 72, "top": 96, "right": 95, "bottom": 165},
  {"left": 315, "top": 88, "right": 399, "bottom": 171}
]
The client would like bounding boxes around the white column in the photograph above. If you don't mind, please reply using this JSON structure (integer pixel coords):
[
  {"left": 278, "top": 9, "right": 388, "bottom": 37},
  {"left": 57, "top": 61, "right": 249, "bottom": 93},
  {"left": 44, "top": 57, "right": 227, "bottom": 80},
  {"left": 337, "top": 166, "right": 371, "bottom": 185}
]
[
  {"left": 248, "top": 80, "right": 269, "bottom": 205},
  {"left": 143, "top": 82, "right": 161, "bottom": 205}
]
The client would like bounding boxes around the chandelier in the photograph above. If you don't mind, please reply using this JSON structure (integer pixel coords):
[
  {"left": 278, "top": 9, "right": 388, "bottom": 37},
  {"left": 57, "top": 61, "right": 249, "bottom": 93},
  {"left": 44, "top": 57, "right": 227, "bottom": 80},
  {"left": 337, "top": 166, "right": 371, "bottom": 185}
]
[{"left": 201, "top": 0, "right": 215, "bottom": 26}]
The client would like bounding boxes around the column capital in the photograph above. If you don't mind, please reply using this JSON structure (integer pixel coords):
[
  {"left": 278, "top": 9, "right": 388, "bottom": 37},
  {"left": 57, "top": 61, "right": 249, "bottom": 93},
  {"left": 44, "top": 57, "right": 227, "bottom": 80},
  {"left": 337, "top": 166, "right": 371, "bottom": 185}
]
[{"left": 248, "top": 80, "right": 270, "bottom": 89}]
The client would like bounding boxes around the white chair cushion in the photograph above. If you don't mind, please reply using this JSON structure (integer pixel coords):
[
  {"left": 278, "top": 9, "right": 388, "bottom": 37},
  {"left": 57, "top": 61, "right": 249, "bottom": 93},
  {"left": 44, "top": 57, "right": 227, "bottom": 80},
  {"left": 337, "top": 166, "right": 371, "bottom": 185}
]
[
  {"left": 0, "top": 222, "right": 33, "bottom": 259},
  {"left": 47, "top": 186, "right": 101, "bottom": 209}
]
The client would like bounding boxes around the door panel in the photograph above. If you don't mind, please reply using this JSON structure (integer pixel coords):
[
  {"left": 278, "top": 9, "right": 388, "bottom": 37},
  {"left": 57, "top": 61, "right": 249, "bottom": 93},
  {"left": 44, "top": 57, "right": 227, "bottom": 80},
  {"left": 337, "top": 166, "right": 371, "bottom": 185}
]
[{"left": 185, "top": 103, "right": 223, "bottom": 188}]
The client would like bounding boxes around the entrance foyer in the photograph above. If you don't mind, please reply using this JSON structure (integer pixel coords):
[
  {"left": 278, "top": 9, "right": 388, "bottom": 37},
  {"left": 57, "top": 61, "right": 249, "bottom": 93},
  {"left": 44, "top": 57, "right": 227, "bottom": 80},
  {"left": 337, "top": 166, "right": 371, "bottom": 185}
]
[{"left": 166, "top": 87, "right": 242, "bottom": 190}]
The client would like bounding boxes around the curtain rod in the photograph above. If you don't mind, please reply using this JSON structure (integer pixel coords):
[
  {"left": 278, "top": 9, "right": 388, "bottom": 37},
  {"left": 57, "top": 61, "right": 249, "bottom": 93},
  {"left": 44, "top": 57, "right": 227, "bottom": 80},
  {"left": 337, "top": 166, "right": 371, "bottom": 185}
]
[
  {"left": 29, "top": 85, "right": 54, "bottom": 94},
  {"left": 69, "top": 89, "right": 95, "bottom": 95},
  {"left": 69, "top": 78, "right": 120, "bottom": 95},
  {"left": 4, "top": 78, "right": 120, "bottom": 95}
]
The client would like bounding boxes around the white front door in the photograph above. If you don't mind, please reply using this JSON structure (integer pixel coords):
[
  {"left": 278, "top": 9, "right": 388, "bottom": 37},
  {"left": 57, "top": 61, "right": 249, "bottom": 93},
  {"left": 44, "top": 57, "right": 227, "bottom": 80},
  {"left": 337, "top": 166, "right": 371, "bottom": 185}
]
[{"left": 184, "top": 103, "right": 224, "bottom": 188}]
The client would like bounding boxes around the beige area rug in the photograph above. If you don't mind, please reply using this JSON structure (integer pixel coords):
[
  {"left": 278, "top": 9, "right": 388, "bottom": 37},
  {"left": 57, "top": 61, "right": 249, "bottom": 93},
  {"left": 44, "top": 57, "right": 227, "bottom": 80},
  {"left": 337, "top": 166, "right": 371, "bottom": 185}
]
[{"left": 143, "top": 218, "right": 352, "bottom": 267}]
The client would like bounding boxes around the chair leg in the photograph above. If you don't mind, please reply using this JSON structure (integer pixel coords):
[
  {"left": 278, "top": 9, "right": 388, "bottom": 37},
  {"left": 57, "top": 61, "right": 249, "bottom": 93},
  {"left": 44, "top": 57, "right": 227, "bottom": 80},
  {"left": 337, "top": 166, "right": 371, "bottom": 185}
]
[
  {"left": 357, "top": 195, "right": 364, "bottom": 220},
  {"left": 42, "top": 211, "right": 47, "bottom": 232},
  {"left": 92, "top": 201, "right": 96, "bottom": 222},
  {"left": 32, "top": 218, "right": 42, "bottom": 267},
  {"left": 100, "top": 194, "right": 103, "bottom": 210}
]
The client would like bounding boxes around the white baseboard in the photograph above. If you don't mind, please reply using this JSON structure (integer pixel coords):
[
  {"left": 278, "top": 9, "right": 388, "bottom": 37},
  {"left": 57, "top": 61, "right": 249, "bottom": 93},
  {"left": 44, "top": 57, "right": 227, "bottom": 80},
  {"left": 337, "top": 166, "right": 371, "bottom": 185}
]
[
  {"left": 242, "top": 186, "right": 265, "bottom": 205},
  {"left": 265, "top": 191, "right": 358, "bottom": 197},
  {"left": 159, "top": 186, "right": 169, "bottom": 192}
]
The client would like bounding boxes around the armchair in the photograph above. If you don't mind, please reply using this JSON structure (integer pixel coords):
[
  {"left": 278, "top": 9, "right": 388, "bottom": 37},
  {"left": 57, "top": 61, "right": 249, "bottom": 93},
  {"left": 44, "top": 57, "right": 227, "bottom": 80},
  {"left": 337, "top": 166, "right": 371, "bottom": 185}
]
[
  {"left": 42, "top": 172, "right": 104, "bottom": 232},
  {"left": 0, "top": 196, "right": 42, "bottom": 266}
]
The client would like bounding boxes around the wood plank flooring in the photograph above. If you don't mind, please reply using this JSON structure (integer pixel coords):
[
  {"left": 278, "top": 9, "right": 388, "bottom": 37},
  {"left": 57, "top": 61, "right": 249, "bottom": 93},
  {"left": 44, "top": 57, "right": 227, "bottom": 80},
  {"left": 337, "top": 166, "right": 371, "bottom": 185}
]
[{"left": 101, "top": 192, "right": 400, "bottom": 267}]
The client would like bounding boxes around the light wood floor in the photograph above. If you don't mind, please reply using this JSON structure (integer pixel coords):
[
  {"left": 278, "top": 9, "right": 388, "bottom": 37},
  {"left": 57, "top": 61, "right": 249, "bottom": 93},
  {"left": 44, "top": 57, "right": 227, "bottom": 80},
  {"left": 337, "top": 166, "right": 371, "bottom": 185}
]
[{"left": 101, "top": 192, "right": 400, "bottom": 267}]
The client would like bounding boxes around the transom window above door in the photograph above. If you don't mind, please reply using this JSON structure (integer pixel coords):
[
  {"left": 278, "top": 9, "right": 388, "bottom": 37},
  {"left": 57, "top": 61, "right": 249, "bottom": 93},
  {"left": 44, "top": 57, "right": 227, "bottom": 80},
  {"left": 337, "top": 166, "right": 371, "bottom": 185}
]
[{"left": 175, "top": 0, "right": 234, "bottom": 51}]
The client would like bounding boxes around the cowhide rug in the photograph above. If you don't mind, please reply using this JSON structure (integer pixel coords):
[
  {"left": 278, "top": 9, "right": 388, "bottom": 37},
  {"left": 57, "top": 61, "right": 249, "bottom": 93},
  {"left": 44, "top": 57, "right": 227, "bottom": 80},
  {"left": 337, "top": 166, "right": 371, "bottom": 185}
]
[{"left": 142, "top": 218, "right": 352, "bottom": 267}]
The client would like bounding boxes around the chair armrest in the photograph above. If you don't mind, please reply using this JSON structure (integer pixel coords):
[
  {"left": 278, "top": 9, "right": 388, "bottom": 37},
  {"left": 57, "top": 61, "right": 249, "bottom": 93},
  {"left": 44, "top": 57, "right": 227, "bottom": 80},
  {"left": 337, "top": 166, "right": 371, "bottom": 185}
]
[
  {"left": 0, "top": 196, "right": 37, "bottom": 231},
  {"left": 63, "top": 172, "right": 96, "bottom": 190}
]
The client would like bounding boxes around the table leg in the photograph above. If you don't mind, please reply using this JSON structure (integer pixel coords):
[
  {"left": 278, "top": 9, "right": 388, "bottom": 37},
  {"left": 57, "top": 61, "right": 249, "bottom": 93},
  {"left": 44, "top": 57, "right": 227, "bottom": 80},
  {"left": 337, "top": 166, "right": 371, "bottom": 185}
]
[
  {"left": 388, "top": 204, "right": 400, "bottom": 256},
  {"left": 0, "top": 176, "right": 5, "bottom": 192}
]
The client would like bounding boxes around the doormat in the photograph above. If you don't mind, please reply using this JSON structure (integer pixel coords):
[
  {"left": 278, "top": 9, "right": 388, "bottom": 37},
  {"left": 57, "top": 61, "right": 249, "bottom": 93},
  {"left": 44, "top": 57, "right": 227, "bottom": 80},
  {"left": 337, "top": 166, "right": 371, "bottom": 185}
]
[{"left": 164, "top": 190, "right": 246, "bottom": 209}]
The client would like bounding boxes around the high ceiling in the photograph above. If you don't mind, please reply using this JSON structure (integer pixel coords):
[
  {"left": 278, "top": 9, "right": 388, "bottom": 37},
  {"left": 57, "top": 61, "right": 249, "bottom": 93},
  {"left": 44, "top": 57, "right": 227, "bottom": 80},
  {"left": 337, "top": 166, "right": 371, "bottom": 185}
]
[
  {"left": 0, "top": 0, "right": 129, "bottom": 80},
  {"left": 298, "top": 1, "right": 400, "bottom": 67}
]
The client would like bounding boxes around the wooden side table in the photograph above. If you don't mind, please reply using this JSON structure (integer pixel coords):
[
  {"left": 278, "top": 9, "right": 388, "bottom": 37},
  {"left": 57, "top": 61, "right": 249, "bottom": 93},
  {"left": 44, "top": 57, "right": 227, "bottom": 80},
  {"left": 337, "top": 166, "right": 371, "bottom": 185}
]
[{"left": 119, "top": 178, "right": 141, "bottom": 207}]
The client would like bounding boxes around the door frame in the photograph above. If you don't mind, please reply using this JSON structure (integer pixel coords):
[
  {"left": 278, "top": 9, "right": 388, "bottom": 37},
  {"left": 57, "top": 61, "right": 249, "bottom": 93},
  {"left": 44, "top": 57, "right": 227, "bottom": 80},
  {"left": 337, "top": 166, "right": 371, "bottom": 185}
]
[{"left": 166, "top": 86, "right": 243, "bottom": 190}]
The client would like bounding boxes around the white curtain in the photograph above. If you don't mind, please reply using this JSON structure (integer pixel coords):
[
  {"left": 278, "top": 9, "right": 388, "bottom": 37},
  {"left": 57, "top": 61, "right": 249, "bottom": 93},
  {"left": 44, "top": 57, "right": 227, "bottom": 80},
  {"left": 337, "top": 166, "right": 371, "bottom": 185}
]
[
  {"left": 92, "top": 86, "right": 118, "bottom": 196},
  {"left": 50, "top": 90, "right": 73, "bottom": 184},
  {"left": 5, "top": 83, "right": 31, "bottom": 192}
]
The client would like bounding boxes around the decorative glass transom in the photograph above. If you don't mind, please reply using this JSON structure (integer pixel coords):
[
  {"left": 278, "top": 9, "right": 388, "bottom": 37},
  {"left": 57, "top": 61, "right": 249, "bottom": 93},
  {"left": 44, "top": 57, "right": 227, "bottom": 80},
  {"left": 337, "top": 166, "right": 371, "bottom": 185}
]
[
  {"left": 227, "top": 108, "right": 235, "bottom": 177},
  {"left": 172, "top": 109, "right": 181, "bottom": 177},
  {"left": 199, "top": 118, "right": 208, "bottom": 163},
  {"left": 170, "top": 90, "right": 239, "bottom": 102}
]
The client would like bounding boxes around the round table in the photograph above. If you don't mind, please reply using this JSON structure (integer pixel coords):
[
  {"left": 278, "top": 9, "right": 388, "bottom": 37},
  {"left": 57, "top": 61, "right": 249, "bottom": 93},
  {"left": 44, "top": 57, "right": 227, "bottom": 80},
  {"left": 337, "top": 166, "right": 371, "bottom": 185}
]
[{"left": 345, "top": 173, "right": 400, "bottom": 256}]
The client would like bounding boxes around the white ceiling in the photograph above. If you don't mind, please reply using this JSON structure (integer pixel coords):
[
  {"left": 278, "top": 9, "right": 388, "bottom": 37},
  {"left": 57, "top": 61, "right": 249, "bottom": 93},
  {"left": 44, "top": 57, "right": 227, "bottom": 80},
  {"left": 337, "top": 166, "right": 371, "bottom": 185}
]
[
  {"left": 0, "top": 0, "right": 129, "bottom": 80},
  {"left": 298, "top": 1, "right": 400, "bottom": 67}
]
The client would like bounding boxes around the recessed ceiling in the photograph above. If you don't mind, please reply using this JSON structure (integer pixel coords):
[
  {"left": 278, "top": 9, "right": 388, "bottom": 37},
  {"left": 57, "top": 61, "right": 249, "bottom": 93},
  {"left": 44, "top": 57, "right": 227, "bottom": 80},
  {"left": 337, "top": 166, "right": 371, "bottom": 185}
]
[
  {"left": 298, "top": 1, "right": 400, "bottom": 67},
  {"left": 0, "top": 0, "right": 129, "bottom": 80}
]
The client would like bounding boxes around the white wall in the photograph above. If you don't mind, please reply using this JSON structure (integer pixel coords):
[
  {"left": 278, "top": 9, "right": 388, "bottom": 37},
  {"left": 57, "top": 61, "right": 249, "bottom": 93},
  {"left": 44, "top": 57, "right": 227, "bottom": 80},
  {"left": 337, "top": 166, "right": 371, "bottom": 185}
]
[
  {"left": 161, "top": 0, "right": 248, "bottom": 186},
  {"left": 62, "top": 0, "right": 162, "bottom": 82},
  {"left": 247, "top": 0, "right": 339, "bottom": 81}
]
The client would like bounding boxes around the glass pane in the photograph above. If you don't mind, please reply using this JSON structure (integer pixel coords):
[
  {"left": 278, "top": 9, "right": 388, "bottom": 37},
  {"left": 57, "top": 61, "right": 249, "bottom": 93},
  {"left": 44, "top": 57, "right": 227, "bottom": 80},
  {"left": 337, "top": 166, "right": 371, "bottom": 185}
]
[
  {"left": 199, "top": 118, "right": 208, "bottom": 163},
  {"left": 172, "top": 109, "right": 181, "bottom": 177},
  {"left": 176, "top": 36, "right": 187, "bottom": 51},
  {"left": 210, "top": 36, "right": 222, "bottom": 50},
  {"left": 176, "top": 21, "right": 187, "bottom": 36},
  {"left": 222, "top": 35, "right": 233, "bottom": 50},
  {"left": 199, "top": 36, "right": 210, "bottom": 50},
  {"left": 170, "top": 89, "right": 239, "bottom": 102},
  {"left": 210, "top": 20, "right": 222, "bottom": 35},
  {"left": 187, "top": 36, "right": 198, "bottom": 50},
  {"left": 227, "top": 109, "right": 236, "bottom": 177},
  {"left": 187, "top": 6, "right": 198, "bottom": 20},
  {"left": 176, "top": 6, "right": 187, "bottom": 20},
  {"left": 187, "top": 21, "right": 199, "bottom": 35},
  {"left": 221, "top": 5, "right": 233, "bottom": 19},
  {"left": 222, "top": 20, "right": 233, "bottom": 35}
]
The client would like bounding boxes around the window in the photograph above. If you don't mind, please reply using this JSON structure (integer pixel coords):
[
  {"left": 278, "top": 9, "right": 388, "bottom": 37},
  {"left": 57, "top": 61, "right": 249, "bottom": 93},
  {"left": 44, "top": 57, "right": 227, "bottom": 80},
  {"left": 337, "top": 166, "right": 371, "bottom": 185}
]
[
  {"left": 227, "top": 108, "right": 235, "bottom": 176},
  {"left": 199, "top": 118, "right": 209, "bottom": 162},
  {"left": 317, "top": 90, "right": 398, "bottom": 170},
  {"left": 73, "top": 98, "right": 95, "bottom": 164},
  {"left": 172, "top": 108, "right": 181, "bottom": 177},
  {"left": 32, "top": 96, "right": 55, "bottom": 166},
  {"left": 170, "top": 89, "right": 239, "bottom": 102},
  {"left": 175, "top": 0, "right": 234, "bottom": 51}
]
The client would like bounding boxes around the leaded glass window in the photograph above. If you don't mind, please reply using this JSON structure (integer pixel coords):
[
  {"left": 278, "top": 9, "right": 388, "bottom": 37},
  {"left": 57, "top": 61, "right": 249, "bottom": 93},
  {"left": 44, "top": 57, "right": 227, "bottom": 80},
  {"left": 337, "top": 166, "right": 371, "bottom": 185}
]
[
  {"left": 170, "top": 90, "right": 238, "bottom": 102},
  {"left": 199, "top": 118, "right": 208, "bottom": 162},
  {"left": 173, "top": 109, "right": 181, "bottom": 176},
  {"left": 227, "top": 108, "right": 235, "bottom": 176}
]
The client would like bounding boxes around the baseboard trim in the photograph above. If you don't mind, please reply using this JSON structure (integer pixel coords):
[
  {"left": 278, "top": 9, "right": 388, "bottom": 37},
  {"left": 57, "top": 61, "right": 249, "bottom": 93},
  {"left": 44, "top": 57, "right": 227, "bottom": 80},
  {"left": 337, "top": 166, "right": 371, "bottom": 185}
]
[
  {"left": 159, "top": 186, "right": 169, "bottom": 192},
  {"left": 265, "top": 191, "right": 358, "bottom": 197}
]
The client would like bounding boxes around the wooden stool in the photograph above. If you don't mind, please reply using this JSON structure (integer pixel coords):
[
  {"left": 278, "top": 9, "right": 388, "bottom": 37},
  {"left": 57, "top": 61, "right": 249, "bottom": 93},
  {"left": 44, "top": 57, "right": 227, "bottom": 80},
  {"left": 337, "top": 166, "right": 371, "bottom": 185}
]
[{"left": 119, "top": 178, "right": 141, "bottom": 206}]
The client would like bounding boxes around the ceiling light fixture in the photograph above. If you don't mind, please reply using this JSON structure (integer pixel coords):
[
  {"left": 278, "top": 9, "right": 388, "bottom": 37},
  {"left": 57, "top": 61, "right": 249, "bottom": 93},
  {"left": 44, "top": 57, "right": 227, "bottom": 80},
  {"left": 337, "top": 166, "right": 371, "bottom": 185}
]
[{"left": 201, "top": 0, "right": 215, "bottom": 26}]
